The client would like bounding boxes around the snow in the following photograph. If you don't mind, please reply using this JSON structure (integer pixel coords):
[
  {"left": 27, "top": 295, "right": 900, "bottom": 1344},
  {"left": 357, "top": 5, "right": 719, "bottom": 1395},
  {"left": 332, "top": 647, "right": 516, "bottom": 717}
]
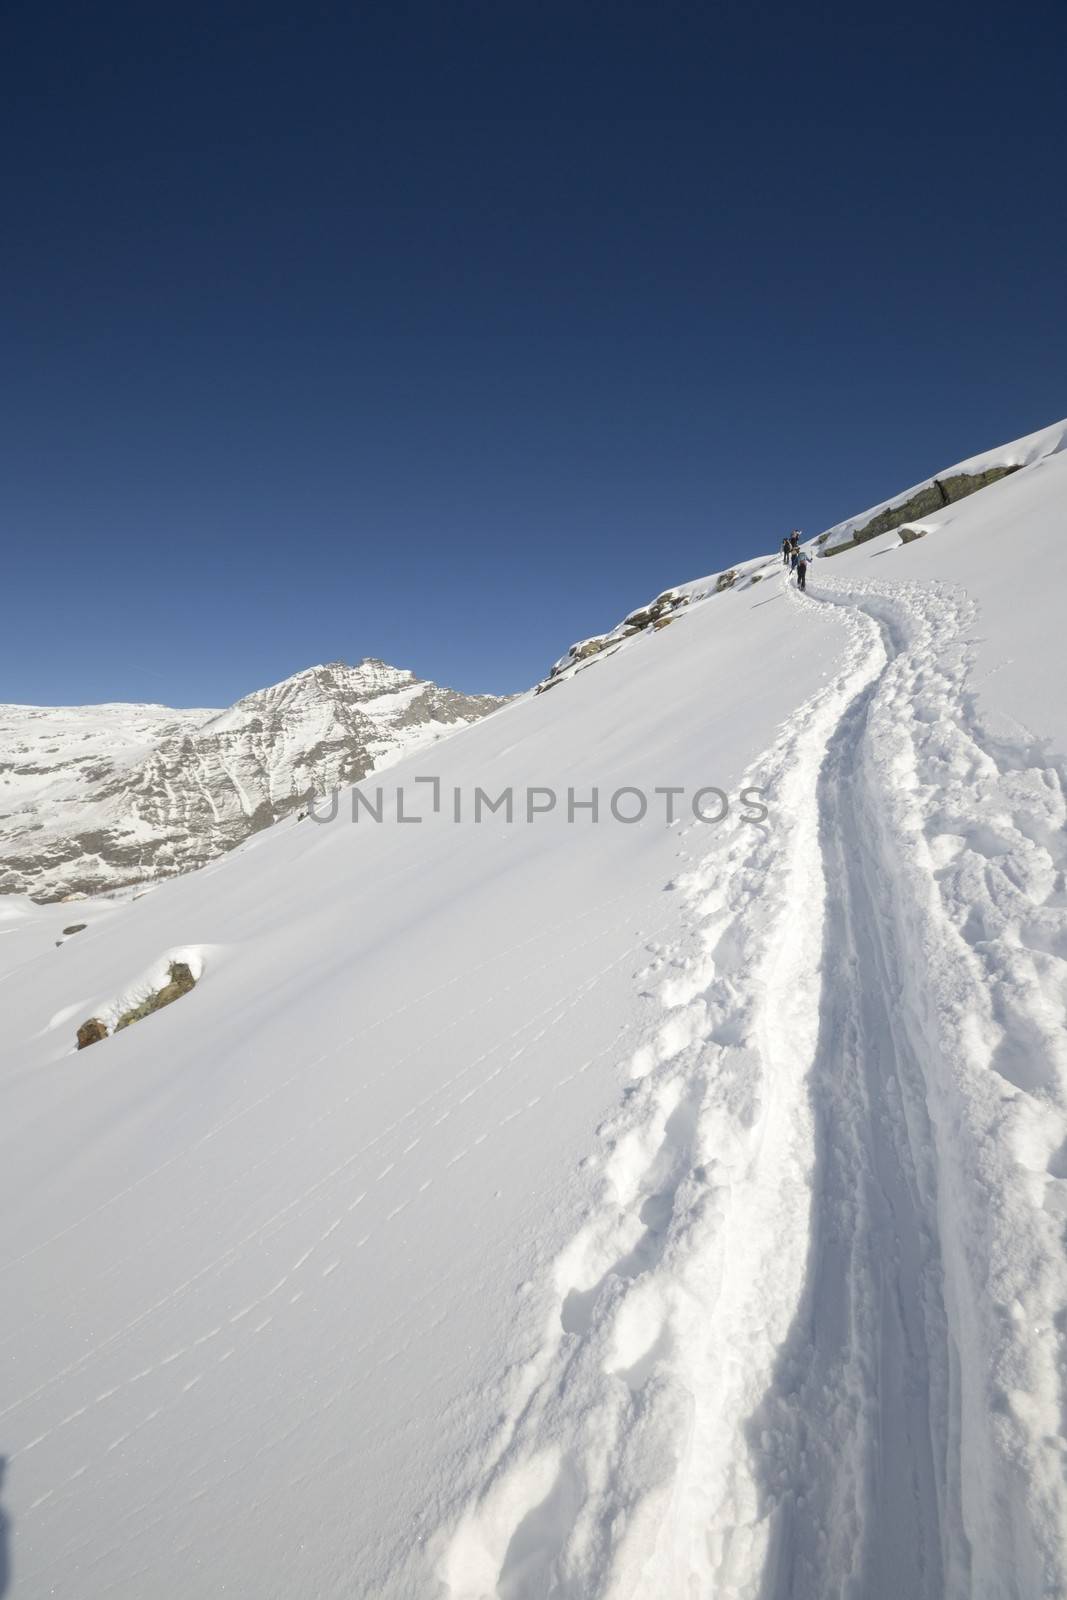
[{"left": 2, "top": 420, "right": 1067, "bottom": 1598}]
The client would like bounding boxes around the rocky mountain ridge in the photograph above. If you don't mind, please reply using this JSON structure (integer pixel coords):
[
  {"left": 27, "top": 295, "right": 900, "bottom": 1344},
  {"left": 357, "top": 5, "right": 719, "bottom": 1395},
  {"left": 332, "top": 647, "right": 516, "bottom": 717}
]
[{"left": 0, "top": 659, "right": 507, "bottom": 900}]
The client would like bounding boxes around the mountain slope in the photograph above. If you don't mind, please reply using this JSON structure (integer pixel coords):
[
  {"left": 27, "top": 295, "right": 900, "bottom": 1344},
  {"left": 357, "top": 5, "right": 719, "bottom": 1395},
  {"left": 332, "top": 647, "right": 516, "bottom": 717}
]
[
  {"left": 0, "top": 660, "right": 506, "bottom": 900},
  {"left": 2, "top": 422, "right": 1066, "bottom": 1599}
]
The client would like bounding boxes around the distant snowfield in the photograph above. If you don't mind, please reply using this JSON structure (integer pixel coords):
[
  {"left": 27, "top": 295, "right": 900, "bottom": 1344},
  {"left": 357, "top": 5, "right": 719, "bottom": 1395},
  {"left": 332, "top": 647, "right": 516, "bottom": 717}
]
[{"left": 2, "top": 425, "right": 1066, "bottom": 1599}]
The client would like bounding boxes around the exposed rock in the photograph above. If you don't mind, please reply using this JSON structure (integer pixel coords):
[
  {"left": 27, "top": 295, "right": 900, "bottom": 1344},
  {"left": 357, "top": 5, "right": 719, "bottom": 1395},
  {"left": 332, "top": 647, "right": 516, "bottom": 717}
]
[
  {"left": 74, "top": 961, "right": 198, "bottom": 1049},
  {"left": 115, "top": 962, "right": 197, "bottom": 1033},
  {"left": 621, "top": 589, "right": 687, "bottom": 631},
  {"left": 620, "top": 605, "right": 660, "bottom": 630},
  {"left": 538, "top": 587, "right": 691, "bottom": 690},
  {"left": 62, "top": 923, "right": 87, "bottom": 936},
  {"left": 570, "top": 636, "right": 611, "bottom": 662},
  {"left": 823, "top": 465, "right": 1021, "bottom": 555},
  {"left": 898, "top": 526, "right": 928, "bottom": 545},
  {"left": 939, "top": 466, "right": 1021, "bottom": 502},
  {"left": 715, "top": 569, "right": 738, "bottom": 592},
  {"left": 652, "top": 616, "right": 674, "bottom": 631}
]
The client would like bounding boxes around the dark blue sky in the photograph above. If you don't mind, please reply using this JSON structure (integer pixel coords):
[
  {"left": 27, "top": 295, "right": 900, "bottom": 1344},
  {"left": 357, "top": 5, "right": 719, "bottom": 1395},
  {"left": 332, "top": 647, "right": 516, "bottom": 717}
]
[{"left": 4, "top": 0, "right": 1065, "bottom": 705}]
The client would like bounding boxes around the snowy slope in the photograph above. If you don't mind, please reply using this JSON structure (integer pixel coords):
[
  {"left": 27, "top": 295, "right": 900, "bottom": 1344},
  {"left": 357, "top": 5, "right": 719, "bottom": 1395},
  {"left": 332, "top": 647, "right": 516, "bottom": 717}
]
[
  {"left": 0, "top": 661, "right": 506, "bottom": 901},
  {"left": 2, "top": 423, "right": 1067, "bottom": 1599}
]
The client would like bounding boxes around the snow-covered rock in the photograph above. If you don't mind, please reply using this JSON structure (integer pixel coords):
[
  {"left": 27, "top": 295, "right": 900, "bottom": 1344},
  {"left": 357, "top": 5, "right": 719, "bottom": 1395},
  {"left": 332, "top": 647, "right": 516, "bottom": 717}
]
[{"left": 0, "top": 660, "right": 507, "bottom": 899}]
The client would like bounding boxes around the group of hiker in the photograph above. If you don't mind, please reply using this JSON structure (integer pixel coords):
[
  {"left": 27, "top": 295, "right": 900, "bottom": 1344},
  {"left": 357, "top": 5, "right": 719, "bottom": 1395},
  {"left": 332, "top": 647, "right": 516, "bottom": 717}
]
[{"left": 781, "top": 530, "right": 810, "bottom": 591}]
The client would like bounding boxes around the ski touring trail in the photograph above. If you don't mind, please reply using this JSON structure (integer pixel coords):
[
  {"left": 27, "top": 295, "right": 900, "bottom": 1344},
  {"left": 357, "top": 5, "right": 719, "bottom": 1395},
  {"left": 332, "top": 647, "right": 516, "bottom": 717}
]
[{"left": 434, "top": 569, "right": 1067, "bottom": 1600}]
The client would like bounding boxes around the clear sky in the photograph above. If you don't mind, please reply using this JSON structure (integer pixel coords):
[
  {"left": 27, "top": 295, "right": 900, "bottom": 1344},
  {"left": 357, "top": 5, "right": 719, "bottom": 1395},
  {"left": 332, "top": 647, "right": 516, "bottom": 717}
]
[{"left": 3, "top": 0, "right": 1065, "bottom": 707}]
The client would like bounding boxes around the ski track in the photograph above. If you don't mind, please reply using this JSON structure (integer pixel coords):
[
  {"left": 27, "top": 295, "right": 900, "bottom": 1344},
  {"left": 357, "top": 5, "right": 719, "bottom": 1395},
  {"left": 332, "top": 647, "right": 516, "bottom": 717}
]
[{"left": 434, "top": 571, "right": 1067, "bottom": 1600}]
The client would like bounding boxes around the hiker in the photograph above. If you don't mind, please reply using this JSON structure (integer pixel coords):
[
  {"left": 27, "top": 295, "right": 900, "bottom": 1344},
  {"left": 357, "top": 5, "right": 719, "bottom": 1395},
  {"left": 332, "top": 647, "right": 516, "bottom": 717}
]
[
  {"left": 788, "top": 530, "right": 800, "bottom": 570},
  {"left": 781, "top": 536, "right": 791, "bottom": 566},
  {"left": 795, "top": 549, "right": 810, "bottom": 591}
]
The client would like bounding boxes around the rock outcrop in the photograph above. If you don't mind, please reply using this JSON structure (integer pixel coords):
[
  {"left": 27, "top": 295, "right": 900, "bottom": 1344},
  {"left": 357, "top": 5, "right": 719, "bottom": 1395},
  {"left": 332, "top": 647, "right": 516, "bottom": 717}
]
[
  {"left": 537, "top": 589, "right": 691, "bottom": 690},
  {"left": 822, "top": 465, "right": 1020, "bottom": 555},
  {"left": 115, "top": 961, "right": 197, "bottom": 1032},
  {"left": 75, "top": 960, "right": 199, "bottom": 1050}
]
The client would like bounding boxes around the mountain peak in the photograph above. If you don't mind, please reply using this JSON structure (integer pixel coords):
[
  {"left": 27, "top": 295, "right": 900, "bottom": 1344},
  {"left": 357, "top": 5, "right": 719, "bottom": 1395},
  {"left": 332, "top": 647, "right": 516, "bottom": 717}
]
[{"left": 0, "top": 658, "right": 507, "bottom": 899}]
